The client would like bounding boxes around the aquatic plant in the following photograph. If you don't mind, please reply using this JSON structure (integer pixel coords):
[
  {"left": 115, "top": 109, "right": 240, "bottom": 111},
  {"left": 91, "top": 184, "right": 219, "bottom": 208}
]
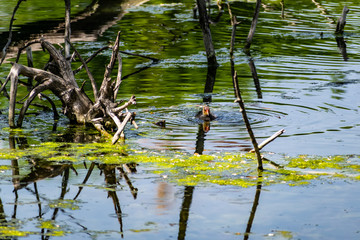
[{"left": 1, "top": 141, "right": 359, "bottom": 188}]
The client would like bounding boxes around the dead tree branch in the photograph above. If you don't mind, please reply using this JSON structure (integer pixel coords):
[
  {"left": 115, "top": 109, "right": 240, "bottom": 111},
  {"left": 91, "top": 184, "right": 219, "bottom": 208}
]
[
  {"left": 73, "top": 46, "right": 110, "bottom": 74},
  {"left": 335, "top": 6, "right": 349, "bottom": 35},
  {"left": 0, "top": 0, "right": 26, "bottom": 65},
  {"left": 67, "top": 40, "right": 98, "bottom": 100},
  {"left": 99, "top": 31, "right": 121, "bottom": 102},
  {"left": 65, "top": 0, "right": 71, "bottom": 59},
  {"left": 228, "top": 3, "right": 240, "bottom": 58},
  {"left": 196, "top": 0, "right": 218, "bottom": 67},
  {"left": 250, "top": 129, "right": 285, "bottom": 153},
  {"left": 244, "top": 0, "right": 261, "bottom": 51},
  {"left": 233, "top": 71, "right": 263, "bottom": 170},
  {"left": 5, "top": 34, "right": 136, "bottom": 142},
  {"left": 113, "top": 51, "right": 122, "bottom": 100}
]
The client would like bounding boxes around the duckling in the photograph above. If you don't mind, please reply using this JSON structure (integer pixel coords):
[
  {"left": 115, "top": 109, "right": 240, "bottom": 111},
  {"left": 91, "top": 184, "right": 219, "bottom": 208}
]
[
  {"left": 154, "top": 120, "right": 166, "bottom": 128},
  {"left": 195, "top": 105, "right": 216, "bottom": 121}
]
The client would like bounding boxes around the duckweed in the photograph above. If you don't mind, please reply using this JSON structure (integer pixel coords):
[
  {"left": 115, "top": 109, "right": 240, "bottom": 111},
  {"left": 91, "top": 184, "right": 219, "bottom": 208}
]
[
  {"left": 48, "top": 199, "right": 80, "bottom": 210},
  {"left": 38, "top": 220, "right": 60, "bottom": 230},
  {"left": 0, "top": 140, "right": 359, "bottom": 187},
  {"left": 0, "top": 227, "right": 30, "bottom": 237}
]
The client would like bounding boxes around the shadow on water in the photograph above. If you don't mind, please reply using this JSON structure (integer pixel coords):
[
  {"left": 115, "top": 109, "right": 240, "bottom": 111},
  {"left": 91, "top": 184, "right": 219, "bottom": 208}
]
[{"left": 0, "top": 0, "right": 149, "bottom": 58}]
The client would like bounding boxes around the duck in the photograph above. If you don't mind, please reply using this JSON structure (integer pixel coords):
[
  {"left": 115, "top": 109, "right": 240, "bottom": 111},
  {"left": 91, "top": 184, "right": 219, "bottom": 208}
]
[
  {"left": 195, "top": 105, "right": 216, "bottom": 121},
  {"left": 154, "top": 120, "right": 166, "bottom": 128}
]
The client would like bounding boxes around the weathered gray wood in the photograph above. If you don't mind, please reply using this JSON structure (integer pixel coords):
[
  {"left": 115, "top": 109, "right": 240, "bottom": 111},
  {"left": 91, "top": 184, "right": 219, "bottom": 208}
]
[
  {"left": 64, "top": 0, "right": 71, "bottom": 59},
  {"left": 112, "top": 111, "right": 132, "bottom": 144},
  {"left": 26, "top": 47, "right": 34, "bottom": 90},
  {"left": 8, "top": 66, "right": 19, "bottom": 128},
  {"left": 6, "top": 35, "right": 136, "bottom": 143},
  {"left": 8, "top": 62, "right": 92, "bottom": 126},
  {"left": 113, "top": 52, "right": 122, "bottom": 100},
  {"left": 99, "top": 31, "right": 121, "bottom": 102},
  {"left": 250, "top": 129, "right": 285, "bottom": 153},
  {"left": 335, "top": 6, "right": 349, "bottom": 35},
  {"left": 67, "top": 40, "right": 98, "bottom": 100}
]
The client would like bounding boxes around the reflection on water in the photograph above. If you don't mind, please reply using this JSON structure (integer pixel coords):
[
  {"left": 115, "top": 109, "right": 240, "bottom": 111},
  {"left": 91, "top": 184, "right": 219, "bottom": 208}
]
[
  {"left": 106, "top": 0, "right": 360, "bottom": 155},
  {"left": 0, "top": 150, "right": 359, "bottom": 239},
  {"left": 1, "top": 0, "right": 360, "bottom": 239}
]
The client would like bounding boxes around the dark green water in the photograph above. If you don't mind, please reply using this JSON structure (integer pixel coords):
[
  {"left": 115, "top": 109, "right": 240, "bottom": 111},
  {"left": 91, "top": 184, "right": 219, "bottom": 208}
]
[{"left": 0, "top": 0, "right": 360, "bottom": 239}]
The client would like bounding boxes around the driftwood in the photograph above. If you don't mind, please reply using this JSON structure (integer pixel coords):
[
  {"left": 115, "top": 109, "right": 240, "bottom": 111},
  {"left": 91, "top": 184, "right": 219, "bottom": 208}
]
[
  {"left": 5, "top": 32, "right": 137, "bottom": 144},
  {"left": 335, "top": 6, "right": 349, "bottom": 35}
]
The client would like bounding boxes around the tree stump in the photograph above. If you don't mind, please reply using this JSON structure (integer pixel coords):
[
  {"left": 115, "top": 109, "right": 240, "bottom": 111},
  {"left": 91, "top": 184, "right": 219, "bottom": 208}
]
[{"left": 5, "top": 32, "right": 137, "bottom": 144}]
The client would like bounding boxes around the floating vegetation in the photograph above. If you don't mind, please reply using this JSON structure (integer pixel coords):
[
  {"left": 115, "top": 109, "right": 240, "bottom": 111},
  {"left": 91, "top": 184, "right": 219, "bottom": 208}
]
[
  {"left": 48, "top": 199, "right": 80, "bottom": 210},
  {"left": 0, "top": 141, "right": 359, "bottom": 188},
  {"left": 0, "top": 227, "right": 30, "bottom": 238}
]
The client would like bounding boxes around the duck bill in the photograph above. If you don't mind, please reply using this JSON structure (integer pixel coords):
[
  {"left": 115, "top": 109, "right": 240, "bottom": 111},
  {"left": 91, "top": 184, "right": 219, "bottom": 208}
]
[{"left": 203, "top": 108, "right": 210, "bottom": 116}]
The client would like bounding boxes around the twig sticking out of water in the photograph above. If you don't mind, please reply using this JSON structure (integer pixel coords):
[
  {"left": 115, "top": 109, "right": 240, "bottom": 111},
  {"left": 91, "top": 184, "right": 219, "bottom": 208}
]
[
  {"left": 244, "top": 0, "right": 261, "bottom": 52},
  {"left": 233, "top": 71, "right": 263, "bottom": 171},
  {"left": 249, "top": 129, "right": 285, "bottom": 153},
  {"left": 64, "top": 0, "right": 71, "bottom": 60},
  {"left": 73, "top": 47, "right": 159, "bottom": 75},
  {"left": 67, "top": 39, "right": 98, "bottom": 100},
  {"left": 0, "top": 0, "right": 26, "bottom": 65},
  {"left": 227, "top": 3, "right": 240, "bottom": 58},
  {"left": 335, "top": 6, "right": 349, "bottom": 35},
  {"left": 196, "top": 0, "right": 218, "bottom": 67}
]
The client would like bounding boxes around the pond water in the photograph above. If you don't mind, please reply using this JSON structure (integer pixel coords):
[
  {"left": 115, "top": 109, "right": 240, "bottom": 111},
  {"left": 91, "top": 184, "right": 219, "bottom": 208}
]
[{"left": 0, "top": 0, "right": 360, "bottom": 239}]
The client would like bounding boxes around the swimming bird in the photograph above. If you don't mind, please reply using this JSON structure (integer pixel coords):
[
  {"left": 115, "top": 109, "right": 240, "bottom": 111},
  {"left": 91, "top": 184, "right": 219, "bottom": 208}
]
[{"left": 195, "top": 105, "right": 216, "bottom": 121}]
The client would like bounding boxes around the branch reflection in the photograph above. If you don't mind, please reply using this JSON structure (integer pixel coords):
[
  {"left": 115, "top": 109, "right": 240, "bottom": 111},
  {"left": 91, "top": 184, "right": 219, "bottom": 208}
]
[
  {"left": 243, "top": 171, "right": 263, "bottom": 240},
  {"left": 177, "top": 186, "right": 195, "bottom": 240},
  {"left": 336, "top": 37, "right": 348, "bottom": 61},
  {"left": 4, "top": 132, "right": 141, "bottom": 239}
]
